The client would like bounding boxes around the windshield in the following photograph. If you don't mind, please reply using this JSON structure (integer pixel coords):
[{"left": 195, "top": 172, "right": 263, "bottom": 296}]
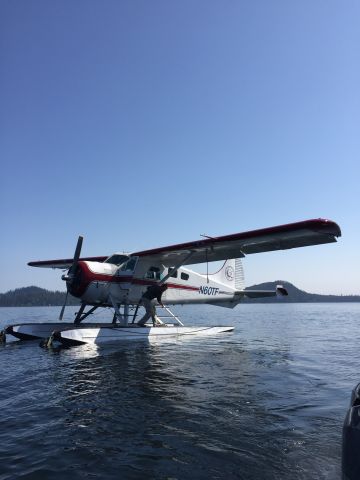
[
  {"left": 120, "top": 257, "right": 138, "bottom": 272},
  {"left": 104, "top": 254, "right": 129, "bottom": 266}
]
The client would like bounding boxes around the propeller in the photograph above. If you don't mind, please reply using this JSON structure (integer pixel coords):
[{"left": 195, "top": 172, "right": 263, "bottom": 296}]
[
  {"left": 59, "top": 236, "right": 83, "bottom": 320},
  {"left": 59, "top": 291, "right": 69, "bottom": 321}
]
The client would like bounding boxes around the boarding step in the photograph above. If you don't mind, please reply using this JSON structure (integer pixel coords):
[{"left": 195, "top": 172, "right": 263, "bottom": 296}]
[
  {"left": 131, "top": 304, "right": 184, "bottom": 326},
  {"left": 156, "top": 305, "right": 184, "bottom": 326}
]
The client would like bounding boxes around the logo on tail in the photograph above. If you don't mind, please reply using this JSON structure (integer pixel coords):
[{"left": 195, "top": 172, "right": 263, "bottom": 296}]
[{"left": 225, "top": 266, "right": 234, "bottom": 281}]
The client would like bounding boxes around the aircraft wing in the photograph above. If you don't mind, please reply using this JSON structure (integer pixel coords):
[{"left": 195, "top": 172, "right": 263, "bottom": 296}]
[
  {"left": 132, "top": 219, "right": 341, "bottom": 267},
  {"left": 28, "top": 256, "right": 107, "bottom": 269},
  {"left": 28, "top": 219, "right": 340, "bottom": 269}
]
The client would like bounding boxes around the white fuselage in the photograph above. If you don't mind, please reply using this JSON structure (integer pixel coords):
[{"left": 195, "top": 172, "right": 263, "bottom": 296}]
[{"left": 78, "top": 258, "right": 239, "bottom": 307}]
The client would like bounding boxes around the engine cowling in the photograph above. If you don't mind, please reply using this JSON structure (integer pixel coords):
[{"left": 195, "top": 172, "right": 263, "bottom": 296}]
[{"left": 67, "top": 261, "right": 118, "bottom": 301}]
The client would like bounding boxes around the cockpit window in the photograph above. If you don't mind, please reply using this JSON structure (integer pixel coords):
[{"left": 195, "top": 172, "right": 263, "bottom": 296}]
[
  {"left": 120, "top": 257, "right": 138, "bottom": 272},
  {"left": 104, "top": 254, "right": 129, "bottom": 266}
]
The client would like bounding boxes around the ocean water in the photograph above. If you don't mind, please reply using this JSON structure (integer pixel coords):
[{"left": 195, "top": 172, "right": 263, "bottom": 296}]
[{"left": 0, "top": 303, "right": 359, "bottom": 480}]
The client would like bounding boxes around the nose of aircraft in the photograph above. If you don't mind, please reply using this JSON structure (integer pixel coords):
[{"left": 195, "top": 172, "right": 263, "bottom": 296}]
[{"left": 65, "top": 262, "right": 87, "bottom": 297}]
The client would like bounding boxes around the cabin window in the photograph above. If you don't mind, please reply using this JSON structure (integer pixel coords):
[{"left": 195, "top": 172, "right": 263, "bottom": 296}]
[
  {"left": 181, "top": 272, "right": 189, "bottom": 281},
  {"left": 145, "top": 266, "right": 161, "bottom": 280},
  {"left": 105, "top": 254, "right": 129, "bottom": 266},
  {"left": 120, "top": 257, "right": 138, "bottom": 272},
  {"left": 168, "top": 268, "right": 178, "bottom": 278}
]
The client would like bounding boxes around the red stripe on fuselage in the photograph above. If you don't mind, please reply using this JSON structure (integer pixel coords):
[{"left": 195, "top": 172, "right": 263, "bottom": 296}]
[
  {"left": 72, "top": 261, "right": 199, "bottom": 298},
  {"left": 132, "top": 278, "right": 199, "bottom": 292}
]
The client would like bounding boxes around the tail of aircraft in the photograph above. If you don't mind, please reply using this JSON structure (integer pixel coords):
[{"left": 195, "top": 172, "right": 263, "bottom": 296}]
[
  {"left": 209, "top": 258, "right": 287, "bottom": 308},
  {"left": 234, "top": 258, "right": 245, "bottom": 290},
  {"left": 209, "top": 258, "right": 245, "bottom": 290}
]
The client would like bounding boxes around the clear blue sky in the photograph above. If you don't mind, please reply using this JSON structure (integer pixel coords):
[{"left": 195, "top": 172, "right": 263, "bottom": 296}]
[{"left": 1, "top": 0, "right": 359, "bottom": 295}]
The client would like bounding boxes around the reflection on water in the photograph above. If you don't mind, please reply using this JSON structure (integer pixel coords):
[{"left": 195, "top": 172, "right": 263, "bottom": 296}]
[{"left": 1, "top": 303, "right": 360, "bottom": 479}]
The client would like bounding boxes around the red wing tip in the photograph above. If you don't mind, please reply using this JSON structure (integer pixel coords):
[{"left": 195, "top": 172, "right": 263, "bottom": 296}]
[{"left": 312, "top": 218, "right": 341, "bottom": 237}]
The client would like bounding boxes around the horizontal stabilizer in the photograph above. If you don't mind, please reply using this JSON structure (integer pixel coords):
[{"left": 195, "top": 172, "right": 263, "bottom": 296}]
[
  {"left": 206, "top": 285, "right": 288, "bottom": 308},
  {"left": 236, "top": 284, "right": 288, "bottom": 299}
]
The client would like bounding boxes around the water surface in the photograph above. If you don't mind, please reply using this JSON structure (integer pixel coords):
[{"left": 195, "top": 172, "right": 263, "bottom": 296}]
[{"left": 1, "top": 303, "right": 359, "bottom": 479}]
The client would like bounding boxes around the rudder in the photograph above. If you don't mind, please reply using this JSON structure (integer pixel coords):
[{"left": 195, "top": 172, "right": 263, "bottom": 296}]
[{"left": 209, "top": 258, "right": 245, "bottom": 290}]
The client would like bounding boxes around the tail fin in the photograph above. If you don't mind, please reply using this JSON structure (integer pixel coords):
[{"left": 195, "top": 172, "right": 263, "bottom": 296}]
[
  {"left": 234, "top": 258, "right": 245, "bottom": 290},
  {"left": 209, "top": 258, "right": 245, "bottom": 290}
]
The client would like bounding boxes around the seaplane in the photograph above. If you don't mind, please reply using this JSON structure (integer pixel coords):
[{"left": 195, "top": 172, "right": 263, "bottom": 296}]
[{"left": 2, "top": 218, "right": 341, "bottom": 347}]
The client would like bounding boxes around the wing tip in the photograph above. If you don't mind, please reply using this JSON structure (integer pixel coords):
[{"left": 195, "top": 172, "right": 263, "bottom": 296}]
[{"left": 312, "top": 218, "right": 341, "bottom": 238}]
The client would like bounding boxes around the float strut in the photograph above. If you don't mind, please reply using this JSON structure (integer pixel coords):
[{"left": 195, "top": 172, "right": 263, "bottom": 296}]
[
  {"left": 74, "top": 304, "right": 99, "bottom": 324},
  {"left": 131, "top": 303, "right": 140, "bottom": 324}
]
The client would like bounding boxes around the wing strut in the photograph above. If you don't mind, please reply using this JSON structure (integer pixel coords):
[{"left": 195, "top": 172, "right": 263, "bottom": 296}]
[{"left": 159, "top": 250, "right": 195, "bottom": 284}]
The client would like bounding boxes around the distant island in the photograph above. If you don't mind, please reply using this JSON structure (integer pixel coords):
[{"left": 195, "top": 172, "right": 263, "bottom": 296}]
[
  {"left": 0, "top": 283, "right": 359, "bottom": 307},
  {"left": 243, "top": 281, "right": 360, "bottom": 303},
  {"left": 0, "top": 286, "right": 80, "bottom": 307}
]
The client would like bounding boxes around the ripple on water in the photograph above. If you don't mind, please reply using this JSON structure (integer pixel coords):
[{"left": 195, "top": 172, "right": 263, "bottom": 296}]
[{"left": 1, "top": 303, "right": 358, "bottom": 479}]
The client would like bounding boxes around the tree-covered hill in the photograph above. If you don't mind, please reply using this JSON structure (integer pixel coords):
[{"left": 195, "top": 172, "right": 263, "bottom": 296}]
[
  {"left": 244, "top": 281, "right": 360, "bottom": 303},
  {"left": 0, "top": 286, "right": 80, "bottom": 307}
]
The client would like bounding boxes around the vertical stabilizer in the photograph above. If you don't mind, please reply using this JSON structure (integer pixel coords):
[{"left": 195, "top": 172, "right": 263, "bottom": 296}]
[
  {"left": 235, "top": 258, "right": 245, "bottom": 290},
  {"left": 209, "top": 258, "right": 245, "bottom": 290}
]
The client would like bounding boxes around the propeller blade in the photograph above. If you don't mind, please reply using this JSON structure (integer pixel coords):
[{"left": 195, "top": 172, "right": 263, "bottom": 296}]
[
  {"left": 59, "top": 290, "right": 69, "bottom": 320},
  {"left": 60, "top": 235, "right": 84, "bottom": 319},
  {"left": 69, "top": 236, "right": 83, "bottom": 275}
]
